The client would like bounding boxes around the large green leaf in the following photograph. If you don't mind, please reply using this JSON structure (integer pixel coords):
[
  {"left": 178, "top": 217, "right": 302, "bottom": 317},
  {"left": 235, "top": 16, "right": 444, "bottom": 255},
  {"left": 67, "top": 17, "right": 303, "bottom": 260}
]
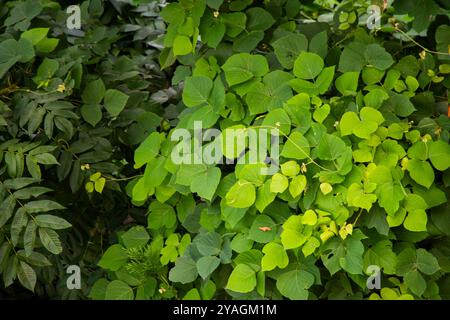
[
  {"left": 293, "top": 52, "right": 324, "bottom": 80},
  {"left": 226, "top": 264, "right": 257, "bottom": 293},
  {"left": 276, "top": 269, "right": 314, "bottom": 300}
]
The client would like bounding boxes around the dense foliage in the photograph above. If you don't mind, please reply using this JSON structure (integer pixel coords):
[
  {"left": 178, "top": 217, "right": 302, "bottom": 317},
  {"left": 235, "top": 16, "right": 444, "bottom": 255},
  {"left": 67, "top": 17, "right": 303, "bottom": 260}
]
[{"left": 1, "top": 0, "right": 450, "bottom": 300}]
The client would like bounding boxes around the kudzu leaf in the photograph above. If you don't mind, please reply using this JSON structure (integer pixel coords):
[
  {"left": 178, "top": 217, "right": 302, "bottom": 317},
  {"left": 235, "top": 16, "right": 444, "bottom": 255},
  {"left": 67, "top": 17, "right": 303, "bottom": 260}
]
[
  {"left": 134, "top": 132, "right": 161, "bottom": 169},
  {"left": 272, "top": 33, "right": 308, "bottom": 69},
  {"left": 226, "top": 264, "right": 256, "bottom": 293},
  {"left": 81, "top": 104, "right": 102, "bottom": 127},
  {"left": 98, "top": 244, "right": 128, "bottom": 271},
  {"left": 293, "top": 52, "right": 324, "bottom": 80},
  {"left": 428, "top": 140, "right": 450, "bottom": 171},
  {"left": 270, "top": 173, "right": 288, "bottom": 193},
  {"left": 225, "top": 180, "right": 256, "bottom": 208},
  {"left": 105, "top": 280, "right": 134, "bottom": 300},
  {"left": 190, "top": 167, "right": 221, "bottom": 201},
  {"left": 276, "top": 269, "right": 314, "bottom": 300},
  {"left": 261, "top": 242, "right": 288, "bottom": 271},
  {"left": 281, "top": 132, "right": 310, "bottom": 160},
  {"left": 121, "top": 226, "right": 150, "bottom": 249},
  {"left": 169, "top": 256, "right": 198, "bottom": 284},
  {"left": 196, "top": 256, "right": 221, "bottom": 279},
  {"left": 222, "top": 53, "right": 268, "bottom": 86},
  {"left": 104, "top": 89, "right": 129, "bottom": 117},
  {"left": 81, "top": 79, "right": 105, "bottom": 105},
  {"left": 407, "top": 159, "right": 434, "bottom": 189},
  {"left": 182, "top": 76, "right": 213, "bottom": 107}
]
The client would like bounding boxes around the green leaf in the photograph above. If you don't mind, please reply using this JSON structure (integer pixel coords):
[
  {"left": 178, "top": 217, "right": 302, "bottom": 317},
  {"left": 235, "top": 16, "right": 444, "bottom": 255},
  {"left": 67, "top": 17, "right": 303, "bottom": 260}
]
[
  {"left": 38, "top": 228, "right": 62, "bottom": 255},
  {"left": 360, "top": 107, "right": 384, "bottom": 125},
  {"left": 364, "top": 44, "right": 394, "bottom": 70},
  {"left": 35, "top": 214, "right": 71, "bottom": 230},
  {"left": 104, "top": 89, "right": 129, "bottom": 117},
  {"left": 416, "top": 249, "right": 440, "bottom": 275},
  {"left": 272, "top": 34, "right": 308, "bottom": 69},
  {"left": 316, "top": 66, "right": 335, "bottom": 94},
  {"left": 347, "top": 183, "right": 377, "bottom": 211},
  {"left": 293, "top": 52, "right": 324, "bottom": 80},
  {"left": 316, "top": 134, "right": 347, "bottom": 161},
  {"left": 17, "top": 251, "right": 51, "bottom": 267},
  {"left": 194, "top": 232, "right": 222, "bottom": 256},
  {"left": 89, "top": 279, "right": 109, "bottom": 300},
  {"left": 249, "top": 215, "right": 277, "bottom": 243},
  {"left": 17, "top": 261, "right": 36, "bottom": 292},
  {"left": 222, "top": 53, "right": 268, "bottom": 86},
  {"left": 225, "top": 180, "right": 256, "bottom": 208},
  {"left": 11, "top": 208, "right": 28, "bottom": 245},
  {"left": 82, "top": 79, "right": 105, "bottom": 105},
  {"left": 160, "top": 3, "right": 185, "bottom": 24},
  {"left": 121, "top": 226, "right": 150, "bottom": 249},
  {"left": 261, "top": 242, "right": 288, "bottom": 271},
  {"left": 190, "top": 167, "right": 221, "bottom": 201},
  {"left": 429, "top": 140, "right": 450, "bottom": 171},
  {"left": 35, "top": 38, "right": 59, "bottom": 53},
  {"left": 313, "top": 104, "right": 330, "bottom": 124},
  {"left": 255, "top": 180, "right": 276, "bottom": 212},
  {"left": 270, "top": 173, "right": 289, "bottom": 193},
  {"left": 169, "top": 256, "right": 198, "bottom": 284},
  {"left": 24, "top": 200, "right": 65, "bottom": 213},
  {"left": 246, "top": 7, "right": 275, "bottom": 31},
  {"left": 226, "top": 264, "right": 257, "bottom": 293},
  {"left": 173, "top": 35, "right": 193, "bottom": 56},
  {"left": 105, "top": 280, "right": 134, "bottom": 300},
  {"left": 3, "top": 177, "right": 39, "bottom": 190},
  {"left": 33, "top": 153, "right": 58, "bottom": 165},
  {"left": 385, "top": 94, "right": 416, "bottom": 117},
  {"left": 98, "top": 244, "right": 128, "bottom": 271},
  {"left": 281, "top": 132, "right": 310, "bottom": 160},
  {"left": 309, "top": 30, "right": 328, "bottom": 58},
  {"left": 147, "top": 201, "right": 177, "bottom": 229},
  {"left": 404, "top": 270, "right": 426, "bottom": 296},
  {"left": 338, "top": 42, "right": 366, "bottom": 72},
  {"left": 363, "top": 240, "right": 397, "bottom": 274},
  {"left": 134, "top": 132, "right": 161, "bottom": 169},
  {"left": 23, "top": 221, "right": 37, "bottom": 256},
  {"left": 233, "top": 30, "right": 264, "bottom": 52},
  {"left": 335, "top": 72, "right": 359, "bottom": 95},
  {"left": 281, "top": 215, "right": 306, "bottom": 249},
  {"left": 280, "top": 161, "right": 300, "bottom": 177},
  {"left": 182, "top": 76, "right": 213, "bottom": 107},
  {"left": 404, "top": 209, "right": 428, "bottom": 232},
  {"left": 276, "top": 269, "right": 314, "bottom": 300},
  {"left": 81, "top": 104, "right": 102, "bottom": 127},
  {"left": 21, "top": 28, "right": 48, "bottom": 45},
  {"left": 377, "top": 182, "right": 405, "bottom": 216},
  {"left": 340, "top": 112, "right": 360, "bottom": 136},
  {"left": 407, "top": 159, "right": 434, "bottom": 189},
  {"left": 196, "top": 256, "right": 221, "bottom": 279},
  {"left": 262, "top": 108, "right": 291, "bottom": 136},
  {"left": 289, "top": 174, "right": 307, "bottom": 198},
  {"left": 322, "top": 235, "right": 364, "bottom": 275}
]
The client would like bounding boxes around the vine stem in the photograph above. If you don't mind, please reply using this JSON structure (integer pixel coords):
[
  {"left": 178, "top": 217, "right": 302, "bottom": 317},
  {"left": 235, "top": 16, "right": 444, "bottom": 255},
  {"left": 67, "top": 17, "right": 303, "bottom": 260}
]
[
  {"left": 249, "top": 124, "right": 335, "bottom": 173},
  {"left": 353, "top": 208, "right": 364, "bottom": 226},
  {"left": 393, "top": 27, "right": 450, "bottom": 56}
]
